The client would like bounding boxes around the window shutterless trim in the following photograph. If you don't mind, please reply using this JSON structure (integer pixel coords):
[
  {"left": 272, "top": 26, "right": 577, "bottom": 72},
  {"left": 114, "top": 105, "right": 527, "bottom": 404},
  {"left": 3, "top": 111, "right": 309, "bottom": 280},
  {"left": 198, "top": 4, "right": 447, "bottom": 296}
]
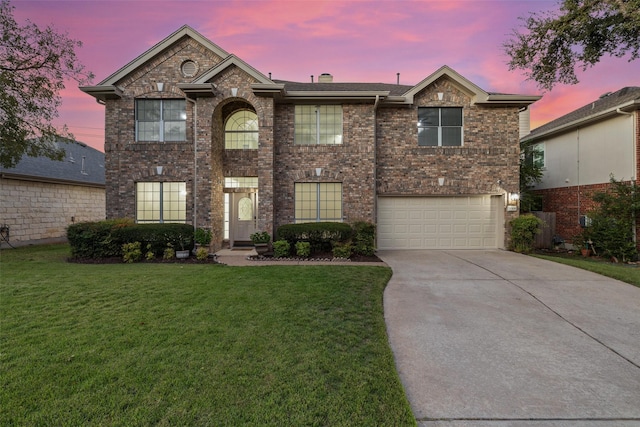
[{"left": 135, "top": 99, "right": 187, "bottom": 142}]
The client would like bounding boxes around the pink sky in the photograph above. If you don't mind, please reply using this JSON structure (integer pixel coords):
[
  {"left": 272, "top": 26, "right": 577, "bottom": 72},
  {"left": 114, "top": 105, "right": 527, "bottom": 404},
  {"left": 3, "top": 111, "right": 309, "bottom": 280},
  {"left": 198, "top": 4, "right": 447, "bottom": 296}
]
[{"left": 12, "top": 0, "right": 640, "bottom": 152}]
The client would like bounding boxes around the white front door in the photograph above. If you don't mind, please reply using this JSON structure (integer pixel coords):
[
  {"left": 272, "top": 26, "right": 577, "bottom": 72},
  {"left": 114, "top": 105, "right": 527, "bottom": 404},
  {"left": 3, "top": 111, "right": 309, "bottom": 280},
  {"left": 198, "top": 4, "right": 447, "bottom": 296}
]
[{"left": 231, "top": 192, "right": 257, "bottom": 244}]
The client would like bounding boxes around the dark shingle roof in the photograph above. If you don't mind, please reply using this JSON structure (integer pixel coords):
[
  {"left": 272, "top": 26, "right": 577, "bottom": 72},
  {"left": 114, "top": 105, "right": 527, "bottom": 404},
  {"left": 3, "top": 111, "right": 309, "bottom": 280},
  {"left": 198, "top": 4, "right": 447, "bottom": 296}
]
[
  {"left": 526, "top": 86, "right": 640, "bottom": 139},
  {"left": 274, "top": 80, "right": 414, "bottom": 96},
  {"left": 0, "top": 140, "right": 105, "bottom": 186}
]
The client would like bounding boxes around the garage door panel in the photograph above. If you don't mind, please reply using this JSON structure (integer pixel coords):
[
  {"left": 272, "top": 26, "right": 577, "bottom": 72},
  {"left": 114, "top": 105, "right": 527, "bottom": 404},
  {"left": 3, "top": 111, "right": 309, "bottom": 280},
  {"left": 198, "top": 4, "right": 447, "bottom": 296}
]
[{"left": 378, "top": 196, "right": 502, "bottom": 250}]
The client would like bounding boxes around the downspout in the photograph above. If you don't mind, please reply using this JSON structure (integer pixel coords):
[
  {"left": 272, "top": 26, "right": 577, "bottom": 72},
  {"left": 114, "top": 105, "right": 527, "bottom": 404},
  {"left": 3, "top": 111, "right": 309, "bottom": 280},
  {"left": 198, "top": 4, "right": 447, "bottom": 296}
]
[
  {"left": 186, "top": 97, "right": 197, "bottom": 231},
  {"left": 373, "top": 95, "right": 380, "bottom": 228}
]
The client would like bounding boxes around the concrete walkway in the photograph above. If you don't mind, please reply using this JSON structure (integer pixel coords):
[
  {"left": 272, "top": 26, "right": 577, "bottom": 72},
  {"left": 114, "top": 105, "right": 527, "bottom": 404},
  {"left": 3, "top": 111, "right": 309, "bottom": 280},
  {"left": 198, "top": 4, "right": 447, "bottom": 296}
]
[{"left": 379, "top": 250, "right": 640, "bottom": 427}]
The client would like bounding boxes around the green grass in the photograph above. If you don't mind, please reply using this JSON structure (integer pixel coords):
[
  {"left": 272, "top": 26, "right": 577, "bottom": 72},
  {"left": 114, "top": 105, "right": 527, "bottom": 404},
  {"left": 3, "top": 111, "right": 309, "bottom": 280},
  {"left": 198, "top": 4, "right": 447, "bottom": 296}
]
[
  {"left": 533, "top": 252, "right": 640, "bottom": 288},
  {"left": 0, "top": 244, "right": 415, "bottom": 426}
]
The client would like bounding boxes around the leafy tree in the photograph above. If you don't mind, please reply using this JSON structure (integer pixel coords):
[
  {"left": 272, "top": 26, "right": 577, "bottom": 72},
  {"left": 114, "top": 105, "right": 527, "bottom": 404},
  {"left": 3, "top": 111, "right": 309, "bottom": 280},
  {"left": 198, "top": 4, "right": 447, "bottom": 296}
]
[
  {"left": 519, "top": 142, "right": 544, "bottom": 212},
  {"left": 0, "top": 0, "right": 93, "bottom": 168},
  {"left": 504, "top": 0, "right": 640, "bottom": 90}
]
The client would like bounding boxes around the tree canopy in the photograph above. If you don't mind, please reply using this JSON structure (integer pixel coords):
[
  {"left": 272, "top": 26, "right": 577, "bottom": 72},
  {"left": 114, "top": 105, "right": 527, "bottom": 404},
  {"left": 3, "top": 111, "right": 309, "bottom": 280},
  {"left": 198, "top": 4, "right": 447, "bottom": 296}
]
[
  {"left": 504, "top": 0, "right": 640, "bottom": 91},
  {"left": 0, "top": 0, "right": 93, "bottom": 168}
]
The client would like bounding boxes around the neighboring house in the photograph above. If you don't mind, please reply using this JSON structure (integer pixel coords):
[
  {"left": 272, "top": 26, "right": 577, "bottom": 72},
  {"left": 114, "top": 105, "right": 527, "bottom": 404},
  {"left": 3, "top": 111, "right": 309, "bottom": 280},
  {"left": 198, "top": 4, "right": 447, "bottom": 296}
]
[
  {"left": 521, "top": 86, "right": 640, "bottom": 246},
  {"left": 80, "top": 25, "right": 540, "bottom": 251},
  {"left": 0, "top": 140, "right": 105, "bottom": 248}
]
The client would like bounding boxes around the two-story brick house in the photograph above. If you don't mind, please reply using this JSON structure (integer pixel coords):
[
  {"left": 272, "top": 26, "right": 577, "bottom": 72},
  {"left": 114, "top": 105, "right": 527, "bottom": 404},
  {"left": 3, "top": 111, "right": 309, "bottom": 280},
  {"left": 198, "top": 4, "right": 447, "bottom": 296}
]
[{"left": 81, "top": 25, "right": 540, "bottom": 251}]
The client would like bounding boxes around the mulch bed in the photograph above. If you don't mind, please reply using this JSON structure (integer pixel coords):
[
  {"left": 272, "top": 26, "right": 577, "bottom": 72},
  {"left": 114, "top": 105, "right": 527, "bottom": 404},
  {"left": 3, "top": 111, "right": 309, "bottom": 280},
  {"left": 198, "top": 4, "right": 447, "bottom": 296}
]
[{"left": 68, "top": 252, "right": 384, "bottom": 264}]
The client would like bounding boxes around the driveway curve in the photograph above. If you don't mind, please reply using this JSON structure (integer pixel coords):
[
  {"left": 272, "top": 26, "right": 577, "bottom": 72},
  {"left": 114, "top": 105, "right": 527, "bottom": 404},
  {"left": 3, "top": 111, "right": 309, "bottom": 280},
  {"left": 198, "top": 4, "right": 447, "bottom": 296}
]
[{"left": 379, "top": 250, "right": 640, "bottom": 426}]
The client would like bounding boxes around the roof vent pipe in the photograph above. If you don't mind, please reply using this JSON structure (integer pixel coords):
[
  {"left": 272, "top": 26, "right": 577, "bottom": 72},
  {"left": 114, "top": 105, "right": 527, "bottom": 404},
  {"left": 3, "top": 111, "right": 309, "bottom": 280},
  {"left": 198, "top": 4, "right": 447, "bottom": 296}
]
[
  {"left": 397, "top": 73, "right": 400, "bottom": 85},
  {"left": 311, "top": 75, "right": 314, "bottom": 83}
]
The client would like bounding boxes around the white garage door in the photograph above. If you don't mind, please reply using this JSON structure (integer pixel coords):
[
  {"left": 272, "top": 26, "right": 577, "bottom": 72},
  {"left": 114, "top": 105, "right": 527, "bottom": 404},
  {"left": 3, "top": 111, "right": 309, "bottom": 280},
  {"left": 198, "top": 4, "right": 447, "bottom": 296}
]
[{"left": 377, "top": 196, "right": 503, "bottom": 249}]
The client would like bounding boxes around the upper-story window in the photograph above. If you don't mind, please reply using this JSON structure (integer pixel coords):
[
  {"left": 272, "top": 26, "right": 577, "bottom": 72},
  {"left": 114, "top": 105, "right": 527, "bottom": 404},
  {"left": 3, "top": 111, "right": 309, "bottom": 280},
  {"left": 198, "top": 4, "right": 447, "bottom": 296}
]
[
  {"left": 532, "top": 143, "right": 545, "bottom": 168},
  {"left": 418, "top": 107, "right": 463, "bottom": 147},
  {"left": 295, "top": 105, "right": 343, "bottom": 145},
  {"left": 225, "top": 110, "right": 258, "bottom": 149},
  {"left": 135, "top": 99, "right": 186, "bottom": 142}
]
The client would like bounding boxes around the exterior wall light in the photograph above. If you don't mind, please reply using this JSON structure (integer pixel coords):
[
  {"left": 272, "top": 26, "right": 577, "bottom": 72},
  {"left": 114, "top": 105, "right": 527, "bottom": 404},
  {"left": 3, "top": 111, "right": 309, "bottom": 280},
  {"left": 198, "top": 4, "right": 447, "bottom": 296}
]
[
  {"left": 156, "top": 166, "right": 163, "bottom": 175},
  {"left": 437, "top": 92, "right": 444, "bottom": 101},
  {"left": 438, "top": 177, "right": 445, "bottom": 186},
  {"left": 156, "top": 82, "right": 164, "bottom": 92}
]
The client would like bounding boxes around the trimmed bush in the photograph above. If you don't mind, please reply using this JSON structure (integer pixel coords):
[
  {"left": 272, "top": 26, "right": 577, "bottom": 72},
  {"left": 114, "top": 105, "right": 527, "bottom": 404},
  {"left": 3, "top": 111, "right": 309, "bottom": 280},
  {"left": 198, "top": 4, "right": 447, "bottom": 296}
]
[
  {"left": 273, "top": 240, "right": 291, "bottom": 258},
  {"left": 332, "top": 243, "right": 352, "bottom": 259},
  {"left": 67, "top": 218, "right": 134, "bottom": 259},
  {"left": 276, "top": 222, "right": 353, "bottom": 253},
  {"left": 509, "top": 214, "right": 544, "bottom": 253},
  {"left": 68, "top": 221, "right": 194, "bottom": 259},
  {"left": 295, "top": 241, "right": 311, "bottom": 258},
  {"left": 352, "top": 221, "right": 376, "bottom": 256},
  {"left": 122, "top": 242, "right": 142, "bottom": 263}
]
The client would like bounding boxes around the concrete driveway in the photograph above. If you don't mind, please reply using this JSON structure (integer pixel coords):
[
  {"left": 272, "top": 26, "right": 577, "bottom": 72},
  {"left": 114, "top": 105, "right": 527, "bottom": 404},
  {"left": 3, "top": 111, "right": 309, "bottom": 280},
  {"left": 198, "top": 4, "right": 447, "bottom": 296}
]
[{"left": 379, "top": 250, "right": 640, "bottom": 427}]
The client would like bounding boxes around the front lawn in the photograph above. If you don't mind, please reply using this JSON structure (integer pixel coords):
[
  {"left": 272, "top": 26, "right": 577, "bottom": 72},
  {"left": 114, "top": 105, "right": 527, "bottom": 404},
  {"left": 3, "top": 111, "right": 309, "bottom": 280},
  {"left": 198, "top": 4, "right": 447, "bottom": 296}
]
[
  {"left": 533, "top": 252, "right": 640, "bottom": 288},
  {"left": 0, "top": 244, "right": 414, "bottom": 426}
]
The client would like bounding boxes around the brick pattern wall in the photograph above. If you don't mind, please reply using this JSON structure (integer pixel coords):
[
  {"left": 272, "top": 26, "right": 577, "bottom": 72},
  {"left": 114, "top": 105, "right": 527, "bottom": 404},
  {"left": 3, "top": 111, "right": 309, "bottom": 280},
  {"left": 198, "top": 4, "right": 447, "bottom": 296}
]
[
  {"left": 376, "top": 77, "right": 521, "bottom": 244},
  {"left": 273, "top": 104, "right": 376, "bottom": 230},
  {"left": 0, "top": 178, "right": 105, "bottom": 246},
  {"left": 534, "top": 182, "right": 640, "bottom": 246}
]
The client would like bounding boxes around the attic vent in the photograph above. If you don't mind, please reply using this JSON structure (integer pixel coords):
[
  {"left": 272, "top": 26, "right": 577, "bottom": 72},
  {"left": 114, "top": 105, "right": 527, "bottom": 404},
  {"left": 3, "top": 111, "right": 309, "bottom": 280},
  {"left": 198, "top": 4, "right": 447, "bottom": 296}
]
[
  {"left": 181, "top": 60, "right": 198, "bottom": 78},
  {"left": 599, "top": 92, "right": 612, "bottom": 99}
]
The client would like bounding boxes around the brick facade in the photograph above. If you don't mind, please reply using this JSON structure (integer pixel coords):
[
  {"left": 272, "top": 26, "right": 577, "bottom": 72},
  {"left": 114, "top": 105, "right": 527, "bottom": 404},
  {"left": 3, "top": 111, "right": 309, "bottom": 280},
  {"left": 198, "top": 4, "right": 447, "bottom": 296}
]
[
  {"left": 534, "top": 181, "right": 640, "bottom": 248},
  {"left": 87, "top": 26, "right": 536, "bottom": 251}
]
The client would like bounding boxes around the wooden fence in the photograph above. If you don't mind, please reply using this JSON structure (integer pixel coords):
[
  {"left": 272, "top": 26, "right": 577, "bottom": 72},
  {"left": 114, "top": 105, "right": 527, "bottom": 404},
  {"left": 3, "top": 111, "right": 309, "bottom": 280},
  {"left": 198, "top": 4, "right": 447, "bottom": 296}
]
[{"left": 532, "top": 212, "right": 556, "bottom": 249}]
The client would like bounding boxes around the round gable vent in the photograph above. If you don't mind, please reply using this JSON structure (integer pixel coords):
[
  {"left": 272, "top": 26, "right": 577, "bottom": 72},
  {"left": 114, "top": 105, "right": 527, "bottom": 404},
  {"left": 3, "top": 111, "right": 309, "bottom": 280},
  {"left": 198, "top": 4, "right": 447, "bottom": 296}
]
[{"left": 181, "top": 60, "right": 198, "bottom": 78}]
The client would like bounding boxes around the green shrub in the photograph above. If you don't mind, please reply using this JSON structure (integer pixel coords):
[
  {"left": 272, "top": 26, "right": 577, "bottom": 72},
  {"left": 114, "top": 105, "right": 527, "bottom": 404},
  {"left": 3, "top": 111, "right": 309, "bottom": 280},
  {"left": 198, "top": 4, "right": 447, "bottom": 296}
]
[
  {"left": 67, "top": 221, "right": 194, "bottom": 259},
  {"left": 352, "top": 221, "right": 376, "bottom": 256},
  {"left": 122, "top": 242, "right": 142, "bottom": 263},
  {"left": 145, "top": 244, "right": 155, "bottom": 261},
  {"left": 295, "top": 241, "right": 311, "bottom": 258},
  {"left": 67, "top": 218, "right": 134, "bottom": 258},
  {"left": 332, "top": 243, "right": 352, "bottom": 259},
  {"left": 277, "top": 222, "right": 353, "bottom": 253},
  {"left": 273, "top": 240, "right": 291, "bottom": 258},
  {"left": 583, "top": 177, "right": 639, "bottom": 262},
  {"left": 509, "top": 214, "right": 544, "bottom": 253},
  {"left": 194, "top": 227, "right": 212, "bottom": 245},
  {"left": 250, "top": 231, "right": 271, "bottom": 244},
  {"left": 163, "top": 247, "right": 175, "bottom": 260},
  {"left": 195, "top": 247, "right": 209, "bottom": 260}
]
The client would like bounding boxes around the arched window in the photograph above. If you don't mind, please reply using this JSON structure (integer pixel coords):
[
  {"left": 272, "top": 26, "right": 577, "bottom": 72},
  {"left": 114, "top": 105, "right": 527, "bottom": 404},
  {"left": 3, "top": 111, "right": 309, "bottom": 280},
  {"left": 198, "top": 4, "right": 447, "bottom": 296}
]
[{"left": 225, "top": 110, "right": 258, "bottom": 149}]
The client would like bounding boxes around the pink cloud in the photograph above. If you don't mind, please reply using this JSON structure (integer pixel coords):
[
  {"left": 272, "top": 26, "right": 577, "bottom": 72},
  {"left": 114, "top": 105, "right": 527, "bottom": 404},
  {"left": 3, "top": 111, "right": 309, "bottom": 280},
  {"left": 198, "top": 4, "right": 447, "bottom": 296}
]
[{"left": 9, "top": 0, "right": 639, "bottom": 151}]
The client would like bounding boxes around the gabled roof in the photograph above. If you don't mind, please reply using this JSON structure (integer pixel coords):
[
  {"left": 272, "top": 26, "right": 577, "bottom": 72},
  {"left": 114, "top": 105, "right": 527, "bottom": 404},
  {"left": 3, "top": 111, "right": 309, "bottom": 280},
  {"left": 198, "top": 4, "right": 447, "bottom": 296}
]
[
  {"left": 80, "top": 26, "right": 540, "bottom": 107},
  {"left": 0, "top": 141, "right": 105, "bottom": 187},
  {"left": 522, "top": 86, "right": 640, "bottom": 143},
  {"left": 100, "top": 25, "right": 228, "bottom": 86},
  {"left": 403, "top": 65, "right": 541, "bottom": 106},
  {"left": 81, "top": 25, "right": 230, "bottom": 102}
]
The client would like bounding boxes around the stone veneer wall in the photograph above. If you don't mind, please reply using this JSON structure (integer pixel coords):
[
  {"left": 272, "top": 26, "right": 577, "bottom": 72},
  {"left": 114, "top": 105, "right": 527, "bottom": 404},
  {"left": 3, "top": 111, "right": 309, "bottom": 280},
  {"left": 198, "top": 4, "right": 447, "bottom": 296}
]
[
  {"left": 272, "top": 103, "right": 377, "bottom": 230},
  {"left": 0, "top": 178, "right": 105, "bottom": 246}
]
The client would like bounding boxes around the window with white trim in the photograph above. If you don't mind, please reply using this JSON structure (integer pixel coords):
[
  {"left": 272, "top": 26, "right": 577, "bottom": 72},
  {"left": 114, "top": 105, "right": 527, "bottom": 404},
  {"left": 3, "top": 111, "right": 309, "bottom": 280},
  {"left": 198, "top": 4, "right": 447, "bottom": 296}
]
[
  {"left": 418, "top": 107, "right": 463, "bottom": 146},
  {"left": 295, "top": 183, "right": 342, "bottom": 223},
  {"left": 135, "top": 99, "right": 186, "bottom": 142},
  {"left": 294, "top": 105, "right": 343, "bottom": 145},
  {"left": 136, "top": 182, "right": 186, "bottom": 223},
  {"left": 225, "top": 110, "right": 258, "bottom": 149}
]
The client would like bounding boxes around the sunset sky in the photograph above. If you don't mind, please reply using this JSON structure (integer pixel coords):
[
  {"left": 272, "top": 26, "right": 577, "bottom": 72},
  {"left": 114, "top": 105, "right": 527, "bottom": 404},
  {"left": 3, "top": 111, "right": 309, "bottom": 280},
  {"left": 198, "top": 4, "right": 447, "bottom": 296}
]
[{"left": 12, "top": 0, "right": 640, "bottom": 152}]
